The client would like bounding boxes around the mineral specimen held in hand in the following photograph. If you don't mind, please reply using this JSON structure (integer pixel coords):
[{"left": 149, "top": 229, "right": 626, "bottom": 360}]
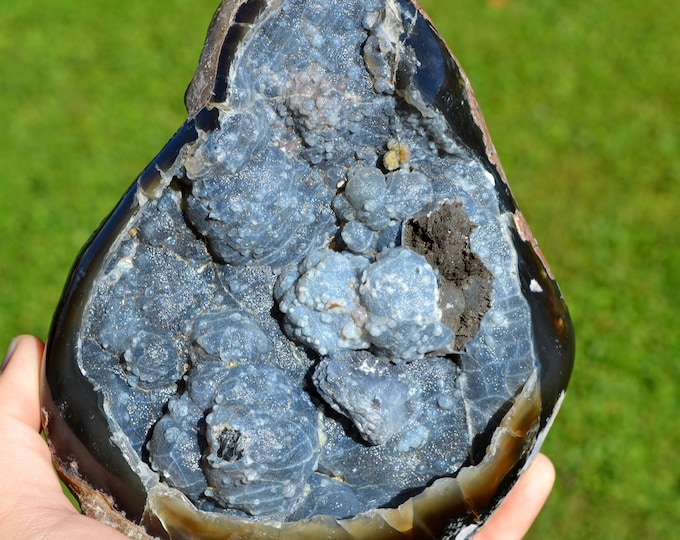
[{"left": 41, "top": 0, "right": 574, "bottom": 538}]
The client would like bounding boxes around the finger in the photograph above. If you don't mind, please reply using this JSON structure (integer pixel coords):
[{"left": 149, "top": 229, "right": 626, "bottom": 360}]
[
  {"left": 0, "top": 337, "right": 131, "bottom": 538},
  {"left": 0, "top": 335, "right": 45, "bottom": 431},
  {"left": 0, "top": 336, "right": 73, "bottom": 512},
  {"left": 475, "top": 453, "right": 556, "bottom": 540}
]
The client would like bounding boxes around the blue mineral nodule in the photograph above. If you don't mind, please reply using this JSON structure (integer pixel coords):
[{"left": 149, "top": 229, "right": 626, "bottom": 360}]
[{"left": 41, "top": 0, "right": 574, "bottom": 538}]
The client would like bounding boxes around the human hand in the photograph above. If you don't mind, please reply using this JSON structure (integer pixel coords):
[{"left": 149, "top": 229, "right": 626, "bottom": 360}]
[
  {"left": 475, "top": 453, "right": 555, "bottom": 539},
  {"left": 0, "top": 335, "right": 127, "bottom": 539},
  {"left": 0, "top": 335, "right": 554, "bottom": 539}
]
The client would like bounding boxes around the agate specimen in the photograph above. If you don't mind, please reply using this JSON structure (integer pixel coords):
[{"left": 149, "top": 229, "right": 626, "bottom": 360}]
[{"left": 42, "top": 0, "right": 574, "bottom": 538}]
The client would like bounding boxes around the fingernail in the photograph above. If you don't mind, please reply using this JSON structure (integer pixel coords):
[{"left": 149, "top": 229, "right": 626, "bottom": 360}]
[{"left": 1, "top": 337, "right": 20, "bottom": 373}]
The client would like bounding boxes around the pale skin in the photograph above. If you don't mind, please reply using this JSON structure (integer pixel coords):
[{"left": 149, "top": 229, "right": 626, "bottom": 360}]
[{"left": 0, "top": 335, "right": 554, "bottom": 539}]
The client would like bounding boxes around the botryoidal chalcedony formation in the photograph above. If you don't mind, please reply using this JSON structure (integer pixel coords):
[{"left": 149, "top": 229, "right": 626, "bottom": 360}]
[{"left": 43, "top": 0, "right": 574, "bottom": 538}]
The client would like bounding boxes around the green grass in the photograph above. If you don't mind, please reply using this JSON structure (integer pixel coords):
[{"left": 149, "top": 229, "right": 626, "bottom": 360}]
[{"left": 1, "top": 0, "right": 678, "bottom": 538}]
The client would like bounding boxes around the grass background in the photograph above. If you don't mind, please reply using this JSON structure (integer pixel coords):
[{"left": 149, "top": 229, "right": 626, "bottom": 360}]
[{"left": 1, "top": 0, "right": 678, "bottom": 537}]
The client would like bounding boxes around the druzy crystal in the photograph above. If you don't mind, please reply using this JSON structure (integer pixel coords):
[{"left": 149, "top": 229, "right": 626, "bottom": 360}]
[{"left": 42, "top": 1, "right": 574, "bottom": 538}]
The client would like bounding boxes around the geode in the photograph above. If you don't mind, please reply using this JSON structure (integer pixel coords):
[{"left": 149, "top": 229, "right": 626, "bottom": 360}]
[{"left": 41, "top": 0, "right": 574, "bottom": 538}]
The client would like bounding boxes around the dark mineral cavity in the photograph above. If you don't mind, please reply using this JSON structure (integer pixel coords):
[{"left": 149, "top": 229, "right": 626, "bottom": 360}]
[{"left": 78, "top": 0, "right": 538, "bottom": 522}]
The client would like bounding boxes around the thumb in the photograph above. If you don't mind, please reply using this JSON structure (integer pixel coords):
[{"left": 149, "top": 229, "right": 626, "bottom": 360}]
[{"left": 0, "top": 335, "right": 45, "bottom": 431}]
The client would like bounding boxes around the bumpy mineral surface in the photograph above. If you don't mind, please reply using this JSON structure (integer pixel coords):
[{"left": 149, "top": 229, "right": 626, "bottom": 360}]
[{"left": 42, "top": 0, "right": 574, "bottom": 538}]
